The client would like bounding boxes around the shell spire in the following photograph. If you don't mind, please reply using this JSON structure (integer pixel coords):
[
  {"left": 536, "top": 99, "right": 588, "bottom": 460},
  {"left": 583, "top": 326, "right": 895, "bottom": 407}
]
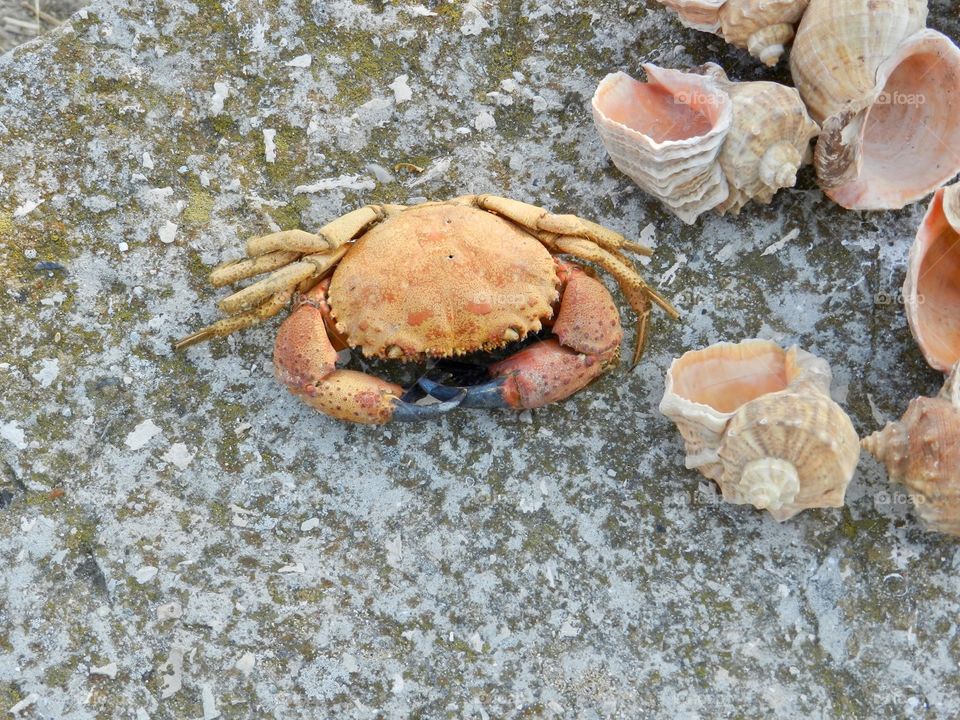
[{"left": 657, "top": 0, "right": 810, "bottom": 66}]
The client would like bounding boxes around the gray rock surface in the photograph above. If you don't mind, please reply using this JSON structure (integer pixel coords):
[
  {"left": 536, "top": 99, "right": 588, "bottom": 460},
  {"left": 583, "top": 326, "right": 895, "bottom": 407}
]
[{"left": 1, "top": 0, "right": 959, "bottom": 717}]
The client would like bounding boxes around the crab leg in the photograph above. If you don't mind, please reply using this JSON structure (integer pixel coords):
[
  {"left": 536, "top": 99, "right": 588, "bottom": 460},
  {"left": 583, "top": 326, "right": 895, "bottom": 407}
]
[
  {"left": 273, "top": 282, "right": 462, "bottom": 424},
  {"left": 420, "top": 262, "right": 622, "bottom": 410},
  {"left": 472, "top": 194, "right": 653, "bottom": 256},
  {"left": 174, "top": 288, "right": 295, "bottom": 350},
  {"left": 555, "top": 236, "right": 678, "bottom": 367},
  {"left": 246, "top": 205, "right": 389, "bottom": 257}
]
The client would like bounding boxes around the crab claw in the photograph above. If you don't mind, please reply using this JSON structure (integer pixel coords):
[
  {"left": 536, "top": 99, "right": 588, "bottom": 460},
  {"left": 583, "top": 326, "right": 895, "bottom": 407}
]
[
  {"left": 418, "top": 377, "right": 509, "bottom": 409},
  {"left": 392, "top": 392, "right": 466, "bottom": 422}
]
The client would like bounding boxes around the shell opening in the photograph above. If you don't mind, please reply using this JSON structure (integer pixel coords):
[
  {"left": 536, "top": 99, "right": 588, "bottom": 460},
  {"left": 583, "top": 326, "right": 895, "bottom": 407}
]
[
  {"left": 737, "top": 458, "right": 800, "bottom": 511},
  {"left": 821, "top": 31, "right": 960, "bottom": 209},
  {"left": 669, "top": 340, "right": 792, "bottom": 414},
  {"left": 912, "top": 189, "right": 960, "bottom": 371},
  {"left": 593, "top": 69, "right": 727, "bottom": 144}
]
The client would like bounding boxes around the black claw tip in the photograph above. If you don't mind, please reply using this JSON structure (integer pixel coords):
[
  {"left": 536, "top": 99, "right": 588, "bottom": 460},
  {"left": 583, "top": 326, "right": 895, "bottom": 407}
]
[
  {"left": 419, "top": 376, "right": 508, "bottom": 409},
  {"left": 392, "top": 393, "right": 465, "bottom": 422}
]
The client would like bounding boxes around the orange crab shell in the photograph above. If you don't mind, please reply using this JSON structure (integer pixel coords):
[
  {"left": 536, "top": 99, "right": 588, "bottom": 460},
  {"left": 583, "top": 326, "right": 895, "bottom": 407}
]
[{"left": 327, "top": 203, "right": 561, "bottom": 359}]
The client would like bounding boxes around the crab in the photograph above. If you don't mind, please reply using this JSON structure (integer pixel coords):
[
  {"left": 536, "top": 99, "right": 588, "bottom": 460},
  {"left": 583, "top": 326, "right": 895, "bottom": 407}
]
[{"left": 175, "top": 195, "right": 678, "bottom": 424}]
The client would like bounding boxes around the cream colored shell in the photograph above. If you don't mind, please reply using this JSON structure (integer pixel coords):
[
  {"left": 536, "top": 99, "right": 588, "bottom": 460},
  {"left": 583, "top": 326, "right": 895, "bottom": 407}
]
[
  {"left": 863, "top": 364, "right": 960, "bottom": 536},
  {"left": 904, "top": 182, "right": 960, "bottom": 372},
  {"left": 790, "top": 0, "right": 960, "bottom": 209},
  {"left": 657, "top": 0, "right": 809, "bottom": 66},
  {"left": 592, "top": 66, "right": 733, "bottom": 225},
  {"left": 660, "top": 339, "right": 860, "bottom": 521},
  {"left": 592, "top": 64, "right": 818, "bottom": 224}
]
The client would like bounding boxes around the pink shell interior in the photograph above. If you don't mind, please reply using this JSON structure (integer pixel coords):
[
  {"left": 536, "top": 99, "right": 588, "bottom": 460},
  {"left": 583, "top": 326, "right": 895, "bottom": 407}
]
[
  {"left": 594, "top": 69, "right": 725, "bottom": 143},
  {"left": 671, "top": 341, "right": 792, "bottom": 414},
  {"left": 913, "top": 189, "right": 960, "bottom": 371}
]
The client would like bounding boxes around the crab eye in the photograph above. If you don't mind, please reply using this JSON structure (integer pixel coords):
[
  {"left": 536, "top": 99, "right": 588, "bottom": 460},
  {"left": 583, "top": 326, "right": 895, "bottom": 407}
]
[{"left": 448, "top": 255, "right": 454, "bottom": 259}]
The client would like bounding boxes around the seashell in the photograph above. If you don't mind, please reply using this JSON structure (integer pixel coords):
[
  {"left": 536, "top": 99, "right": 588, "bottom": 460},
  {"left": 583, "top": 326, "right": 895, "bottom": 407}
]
[
  {"left": 790, "top": 0, "right": 960, "bottom": 210},
  {"left": 660, "top": 339, "right": 860, "bottom": 521},
  {"left": 592, "top": 64, "right": 818, "bottom": 223},
  {"left": 862, "top": 364, "right": 960, "bottom": 536},
  {"left": 904, "top": 182, "right": 960, "bottom": 372},
  {"left": 658, "top": 0, "right": 810, "bottom": 66},
  {"left": 592, "top": 65, "right": 733, "bottom": 225}
]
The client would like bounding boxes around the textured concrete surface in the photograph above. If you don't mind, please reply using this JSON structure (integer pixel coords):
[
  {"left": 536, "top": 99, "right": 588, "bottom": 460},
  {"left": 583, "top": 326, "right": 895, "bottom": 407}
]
[{"left": 1, "top": 0, "right": 960, "bottom": 718}]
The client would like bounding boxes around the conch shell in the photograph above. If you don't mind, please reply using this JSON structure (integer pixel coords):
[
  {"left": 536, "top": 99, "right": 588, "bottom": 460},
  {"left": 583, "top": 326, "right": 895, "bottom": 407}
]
[
  {"left": 904, "top": 181, "right": 960, "bottom": 372},
  {"left": 657, "top": 0, "right": 810, "bottom": 66},
  {"left": 790, "top": 0, "right": 960, "bottom": 210},
  {"left": 660, "top": 339, "right": 860, "bottom": 521},
  {"left": 863, "top": 364, "right": 960, "bottom": 536},
  {"left": 592, "top": 63, "right": 818, "bottom": 223}
]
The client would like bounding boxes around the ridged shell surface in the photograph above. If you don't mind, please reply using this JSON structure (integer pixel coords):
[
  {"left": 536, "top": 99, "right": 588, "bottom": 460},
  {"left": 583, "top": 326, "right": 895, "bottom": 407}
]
[
  {"left": 863, "top": 365, "right": 960, "bottom": 536},
  {"left": 660, "top": 339, "right": 859, "bottom": 520}
]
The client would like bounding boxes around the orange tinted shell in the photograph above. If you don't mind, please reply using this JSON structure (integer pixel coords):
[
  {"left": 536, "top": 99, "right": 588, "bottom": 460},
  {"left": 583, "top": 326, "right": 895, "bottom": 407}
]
[{"left": 327, "top": 203, "right": 559, "bottom": 358}]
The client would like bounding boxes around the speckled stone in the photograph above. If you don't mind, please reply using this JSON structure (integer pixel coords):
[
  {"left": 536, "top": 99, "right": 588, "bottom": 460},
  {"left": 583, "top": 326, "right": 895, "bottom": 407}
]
[{"left": 1, "top": 0, "right": 960, "bottom": 717}]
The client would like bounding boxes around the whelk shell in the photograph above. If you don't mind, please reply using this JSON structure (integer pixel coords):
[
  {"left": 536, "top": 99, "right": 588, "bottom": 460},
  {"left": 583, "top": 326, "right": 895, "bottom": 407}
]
[
  {"left": 862, "top": 364, "right": 960, "bottom": 536},
  {"left": 657, "top": 0, "right": 810, "bottom": 66},
  {"left": 592, "top": 64, "right": 818, "bottom": 223},
  {"left": 660, "top": 339, "right": 860, "bottom": 521},
  {"left": 904, "top": 181, "right": 960, "bottom": 372},
  {"left": 790, "top": 0, "right": 960, "bottom": 209}
]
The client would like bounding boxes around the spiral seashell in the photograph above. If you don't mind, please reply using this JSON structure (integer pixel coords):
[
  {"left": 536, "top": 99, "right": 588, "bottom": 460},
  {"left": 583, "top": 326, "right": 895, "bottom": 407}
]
[
  {"left": 710, "top": 67, "right": 820, "bottom": 214},
  {"left": 660, "top": 339, "right": 860, "bottom": 520},
  {"left": 592, "top": 65, "right": 733, "bottom": 224},
  {"left": 592, "top": 64, "right": 819, "bottom": 223},
  {"left": 657, "top": 0, "right": 810, "bottom": 66},
  {"left": 862, "top": 364, "right": 960, "bottom": 536},
  {"left": 790, "top": 0, "right": 960, "bottom": 209},
  {"left": 904, "top": 182, "right": 960, "bottom": 372}
]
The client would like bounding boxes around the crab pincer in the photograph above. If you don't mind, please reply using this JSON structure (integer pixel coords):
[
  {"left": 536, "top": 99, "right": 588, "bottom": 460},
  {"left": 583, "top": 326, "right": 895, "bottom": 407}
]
[{"left": 419, "top": 263, "right": 624, "bottom": 410}]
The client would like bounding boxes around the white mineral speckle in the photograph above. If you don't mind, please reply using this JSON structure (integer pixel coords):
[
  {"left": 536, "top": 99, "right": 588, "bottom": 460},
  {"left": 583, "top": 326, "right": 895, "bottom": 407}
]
[
  {"left": 31, "top": 358, "right": 59, "bottom": 388},
  {"left": 209, "top": 82, "right": 230, "bottom": 114},
  {"left": 157, "top": 601, "right": 183, "bottom": 621},
  {"left": 124, "top": 419, "right": 162, "bottom": 450},
  {"left": 1, "top": 421, "right": 28, "bottom": 450},
  {"left": 158, "top": 220, "right": 178, "bottom": 244},
  {"left": 389, "top": 74, "right": 412, "bottom": 104},
  {"left": 262, "top": 128, "right": 277, "bottom": 163},
  {"left": 460, "top": 1, "right": 489, "bottom": 35},
  {"left": 300, "top": 517, "right": 320, "bottom": 532},
  {"left": 135, "top": 566, "right": 158, "bottom": 584},
  {"left": 284, "top": 53, "right": 311, "bottom": 68},
  {"left": 235, "top": 652, "right": 256, "bottom": 677},
  {"left": 90, "top": 662, "right": 119, "bottom": 679},
  {"left": 12, "top": 198, "right": 42, "bottom": 218},
  {"left": 386, "top": 535, "right": 403, "bottom": 567},
  {"left": 161, "top": 443, "right": 194, "bottom": 470},
  {"left": 472, "top": 111, "right": 496, "bottom": 131},
  {"left": 293, "top": 175, "right": 376, "bottom": 194},
  {"left": 141, "top": 151, "right": 154, "bottom": 169},
  {"left": 201, "top": 684, "right": 219, "bottom": 719}
]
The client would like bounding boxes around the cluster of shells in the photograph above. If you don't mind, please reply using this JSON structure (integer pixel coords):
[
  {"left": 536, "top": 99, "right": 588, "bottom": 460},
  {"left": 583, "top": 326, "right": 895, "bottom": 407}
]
[
  {"left": 600, "top": 1, "right": 960, "bottom": 533},
  {"left": 656, "top": 182, "right": 960, "bottom": 532},
  {"left": 593, "top": 0, "right": 960, "bottom": 222}
]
